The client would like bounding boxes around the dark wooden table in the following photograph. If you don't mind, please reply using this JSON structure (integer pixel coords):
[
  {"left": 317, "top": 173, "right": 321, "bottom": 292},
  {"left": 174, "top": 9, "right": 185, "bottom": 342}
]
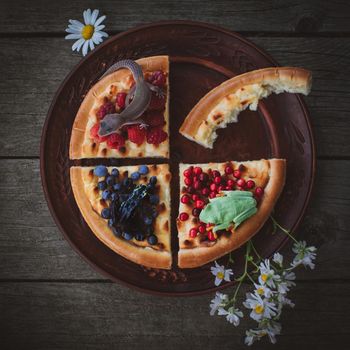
[{"left": 1, "top": 1, "right": 350, "bottom": 349}]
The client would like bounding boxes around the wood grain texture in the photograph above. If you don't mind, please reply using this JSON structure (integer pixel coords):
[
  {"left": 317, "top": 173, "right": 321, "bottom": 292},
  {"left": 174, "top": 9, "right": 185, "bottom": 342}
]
[
  {"left": 1, "top": 281, "right": 349, "bottom": 349},
  {"left": 0, "top": 159, "right": 349, "bottom": 280},
  {"left": 0, "top": 37, "right": 350, "bottom": 157},
  {"left": 0, "top": 0, "right": 349, "bottom": 33}
]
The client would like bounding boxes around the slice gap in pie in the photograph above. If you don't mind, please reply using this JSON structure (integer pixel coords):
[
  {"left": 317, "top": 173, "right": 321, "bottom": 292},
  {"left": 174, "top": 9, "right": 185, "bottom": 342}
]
[
  {"left": 180, "top": 67, "right": 312, "bottom": 149},
  {"left": 70, "top": 55, "right": 170, "bottom": 159},
  {"left": 177, "top": 159, "right": 286, "bottom": 268},
  {"left": 70, "top": 164, "right": 172, "bottom": 269}
]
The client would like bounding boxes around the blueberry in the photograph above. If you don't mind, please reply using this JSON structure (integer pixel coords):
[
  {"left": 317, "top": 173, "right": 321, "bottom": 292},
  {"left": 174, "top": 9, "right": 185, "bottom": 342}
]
[
  {"left": 149, "top": 194, "right": 159, "bottom": 205},
  {"left": 98, "top": 181, "right": 107, "bottom": 190},
  {"left": 139, "top": 165, "right": 149, "bottom": 175},
  {"left": 123, "top": 178, "right": 133, "bottom": 187},
  {"left": 122, "top": 232, "right": 133, "bottom": 241},
  {"left": 149, "top": 176, "right": 157, "bottom": 185},
  {"left": 135, "top": 232, "right": 145, "bottom": 241},
  {"left": 111, "top": 168, "right": 119, "bottom": 177},
  {"left": 146, "top": 226, "right": 153, "bottom": 235},
  {"left": 94, "top": 165, "right": 108, "bottom": 177},
  {"left": 106, "top": 175, "right": 115, "bottom": 186},
  {"left": 147, "top": 234, "right": 158, "bottom": 245},
  {"left": 110, "top": 192, "right": 119, "bottom": 201},
  {"left": 112, "top": 226, "right": 122, "bottom": 237},
  {"left": 144, "top": 216, "right": 153, "bottom": 226},
  {"left": 113, "top": 183, "right": 122, "bottom": 191},
  {"left": 101, "top": 208, "right": 110, "bottom": 219},
  {"left": 119, "top": 194, "right": 129, "bottom": 202},
  {"left": 102, "top": 190, "right": 111, "bottom": 200},
  {"left": 152, "top": 207, "right": 158, "bottom": 218},
  {"left": 131, "top": 172, "right": 140, "bottom": 181},
  {"left": 108, "top": 219, "right": 114, "bottom": 227}
]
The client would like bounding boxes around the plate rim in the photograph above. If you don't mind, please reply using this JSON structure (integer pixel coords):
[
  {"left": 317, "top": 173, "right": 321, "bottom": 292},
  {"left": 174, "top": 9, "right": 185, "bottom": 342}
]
[{"left": 40, "top": 20, "right": 316, "bottom": 297}]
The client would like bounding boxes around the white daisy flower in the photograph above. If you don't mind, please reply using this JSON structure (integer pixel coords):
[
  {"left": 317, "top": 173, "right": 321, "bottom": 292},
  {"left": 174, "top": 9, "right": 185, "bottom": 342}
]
[
  {"left": 243, "top": 292, "right": 277, "bottom": 321},
  {"left": 244, "top": 328, "right": 266, "bottom": 346},
  {"left": 264, "top": 320, "right": 282, "bottom": 344},
  {"left": 218, "top": 306, "right": 243, "bottom": 326},
  {"left": 245, "top": 321, "right": 282, "bottom": 346},
  {"left": 277, "top": 271, "right": 296, "bottom": 294},
  {"left": 292, "top": 241, "right": 317, "bottom": 269},
  {"left": 210, "top": 261, "right": 233, "bottom": 286},
  {"left": 65, "top": 9, "right": 108, "bottom": 56},
  {"left": 258, "top": 259, "right": 281, "bottom": 288},
  {"left": 254, "top": 283, "right": 272, "bottom": 298},
  {"left": 272, "top": 252, "right": 283, "bottom": 266},
  {"left": 209, "top": 292, "right": 228, "bottom": 316}
]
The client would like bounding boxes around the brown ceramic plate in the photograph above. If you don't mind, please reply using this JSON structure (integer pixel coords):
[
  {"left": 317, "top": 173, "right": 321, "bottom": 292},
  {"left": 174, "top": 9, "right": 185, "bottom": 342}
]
[{"left": 40, "top": 21, "right": 315, "bottom": 296}]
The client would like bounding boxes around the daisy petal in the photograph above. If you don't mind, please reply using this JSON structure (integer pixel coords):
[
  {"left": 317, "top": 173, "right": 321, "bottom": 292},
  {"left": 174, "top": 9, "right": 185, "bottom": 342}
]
[
  {"left": 90, "top": 9, "right": 99, "bottom": 25},
  {"left": 65, "top": 33, "right": 82, "bottom": 40},
  {"left": 69, "top": 20, "right": 84, "bottom": 29},
  {"left": 94, "top": 15, "right": 106, "bottom": 27},
  {"left": 72, "top": 38, "right": 85, "bottom": 52},
  {"left": 68, "top": 24, "right": 83, "bottom": 31},
  {"left": 94, "top": 25, "right": 105, "bottom": 31},
  {"left": 89, "top": 39, "right": 95, "bottom": 51},
  {"left": 82, "top": 40, "right": 90, "bottom": 56},
  {"left": 84, "top": 8, "right": 92, "bottom": 25},
  {"left": 99, "top": 31, "right": 109, "bottom": 38},
  {"left": 65, "top": 27, "right": 80, "bottom": 34}
]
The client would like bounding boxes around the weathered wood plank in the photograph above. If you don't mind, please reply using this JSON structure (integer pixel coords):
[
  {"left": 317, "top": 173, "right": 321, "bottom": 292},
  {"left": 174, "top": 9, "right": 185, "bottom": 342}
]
[
  {"left": 0, "top": 0, "right": 349, "bottom": 34},
  {"left": 0, "top": 159, "right": 349, "bottom": 280},
  {"left": 0, "top": 36, "right": 349, "bottom": 157},
  {"left": 1, "top": 281, "right": 349, "bottom": 349}
]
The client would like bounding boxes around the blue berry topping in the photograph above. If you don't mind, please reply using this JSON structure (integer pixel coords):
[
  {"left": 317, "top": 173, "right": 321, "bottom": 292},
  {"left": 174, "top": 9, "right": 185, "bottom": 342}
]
[
  {"left": 123, "top": 178, "right": 133, "bottom": 187},
  {"left": 108, "top": 219, "right": 114, "bottom": 227},
  {"left": 101, "top": 208, "right": 110, "bottom": 219},
  {"left": 111, "top": 168, "right": 119, "bottom": 177},
  {"left": 110, "top": 192, "right": 119, "bottom": 201},
  {"left": 149, "top": 176, "right": 157, "bottom": 185},
  {"left": 149, "top": 194, "right": 159, "bottom": 205},
  {"left": 144, "top": 216, "right": 153, "bottom": 226},
  {"left": 111, "top": 226, "right": 122, "bottom": 237},
  {"left": 147, "top": 235, "right": 158, "bottom": 245},
  {"left": 138, "top": 165, "right": 149, "bottom": 175},
  {"left": 131, "top": 172, "right": 140, "bottom": 181},
  {"left": 106, "top": 175, "right": 115, "bottom": 186},
  {"left": 113, "top": 183, "right": 122, "bottom": 191},
  {"left": 94, "top": 165, "right": 108, "bottom": 177},
  {"left": 102, "top": 190, "right": 111, "bottom": 200},
  {"left": 98, "top": 181, "right": 107, "bottom": 190},
  {"left": 122, "top": 232, "right": 133, "bottom": 241},
  {"left": 135, "top": 232, "right": 145, "bottom": 241}
]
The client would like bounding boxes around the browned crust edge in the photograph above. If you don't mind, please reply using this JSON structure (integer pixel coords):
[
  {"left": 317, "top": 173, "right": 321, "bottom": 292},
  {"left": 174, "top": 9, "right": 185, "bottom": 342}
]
[
  {"left": 179, "top": 67, "right": 312, "bottom": 145},
  {"left": 70, "top": 167, "right": 172, "bottom": 269},
  {"left": 69, "top": 55, "right": 169, "bottom": 159},
  {"left": 178, "top": 159, "right": 286, "bottom": 268}
]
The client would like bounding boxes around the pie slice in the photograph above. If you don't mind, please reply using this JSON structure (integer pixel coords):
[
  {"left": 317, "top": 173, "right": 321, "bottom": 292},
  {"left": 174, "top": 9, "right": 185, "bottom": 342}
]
[
  {"left": 70, "top": 164, "right": 172, "bottom": 269},
  {"left": 70, "top": 55, "right": 170, "bottom": 159},
  {"left": 177, "top": 159, "right": 286, "bottom": 268},
  {"left": 180, "top": 67, "right": 312, "bottom": 149}
]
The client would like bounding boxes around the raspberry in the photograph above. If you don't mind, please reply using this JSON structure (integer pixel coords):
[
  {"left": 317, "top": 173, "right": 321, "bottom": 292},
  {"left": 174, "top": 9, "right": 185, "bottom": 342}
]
[
  {"left": 116, "top": 92, "right": 127, "bottom": 109},
  {"left": 106, "top": 133, "right": 125, "bottom": 149},
  {"left": 96, "top": 99, "right": 116, "bottom": 119},
  {"left": 147, "top": 71, "right": 166, "bottom": 87},
  {"left": 144, "top": 110, "right": 165, "bottom": 127},
  {"left": 90, "top": 123, "right": 107, "bottom": 143},
  {"left": 127, "top": 124, "right": 146, "bottom": 145},
  {"left": 146, "top": 127, "right": 168, "bottom": 145},
  {"left": 149, "top": 92, "right": 166, "bottom": 110}
]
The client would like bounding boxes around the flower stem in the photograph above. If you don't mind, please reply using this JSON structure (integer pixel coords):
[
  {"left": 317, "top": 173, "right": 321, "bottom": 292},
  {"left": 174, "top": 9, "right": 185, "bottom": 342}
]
[{"left": 270, "top": 216, "right": 298, "bottom": 244}]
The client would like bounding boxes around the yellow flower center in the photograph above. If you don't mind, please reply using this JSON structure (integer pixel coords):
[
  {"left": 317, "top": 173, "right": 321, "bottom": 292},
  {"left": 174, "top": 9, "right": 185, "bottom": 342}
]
[
  {"left": 217, "top": 271, "right": 224, "bottom": 279},
  {"left": 261, "top": 274, "right": 268, "bottom": 282},
  {"left": 254, "top": 305, "right": 264, "bottom": 314},
  {"left": 257, "top": 287, "right": 264, "bottom": 295},
  {"left": 81, "top": 25, "right": 94, "bottom": 39}
]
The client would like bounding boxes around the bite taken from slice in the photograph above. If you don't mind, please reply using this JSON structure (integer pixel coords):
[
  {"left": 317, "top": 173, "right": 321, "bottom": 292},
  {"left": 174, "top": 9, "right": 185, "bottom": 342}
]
[
  {"left": 69, "top": 55, "right": 169, "bottom": 159},
  {"left": 177, "top": 159, "right": 286, "bottom": 268},
  {"left": 70, "top": 164, "right": 172, "bottom": 269},
  {"left": 180, "top": 67, "right": 312, "bottom": 149}
]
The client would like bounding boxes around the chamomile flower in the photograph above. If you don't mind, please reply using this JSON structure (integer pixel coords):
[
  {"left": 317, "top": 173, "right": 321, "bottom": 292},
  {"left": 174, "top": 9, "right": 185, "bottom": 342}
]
[
  {"left": 65, "top": 9, "right": 108, "bottom": 56},
  {"left": 292, "top": 241, "right": 317, "bottom": 269},
  {"left": 264, "top": 320, "right": 282, "bottom": 344},
  {"left": 243, "top": 292, "right": 277, "bottom": 321},
  {"left": 211, "top": 261, "right": 233, "bottom": 286},
  {"left": 277, "top": 271, "right": 296, "bottom": 294},
  {"left": 258, "top": 259, "right": 281, "bottom": 288},
  {"left": 218, "top": 306, "right": 243, "bottom": 326},
  {"left": 254, "top": 283, "right": 272, "bottom": 298},
  {"left": 272, "top": 252, "right": 283, "bottom": 266},
  {"left": 244, "top": 328, "right": 266, "bottom": 346},
  {"left": 209, "top": 292, "right": 228, "bottom": 316},
  {"left": 245, "top": 321, "right": 281, "bottom": 346}
]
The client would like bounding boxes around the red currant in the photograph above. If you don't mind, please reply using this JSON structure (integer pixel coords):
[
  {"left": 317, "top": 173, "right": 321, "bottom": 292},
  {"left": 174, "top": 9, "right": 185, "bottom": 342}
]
[
  {"left": 193, "top": 167, "right": 202, "bottom": 175},
  {"left": 210, "top": 183, "right": 217, "bottom": 192},
  {"left": 236, "top": 178, "right": 246, "bottom": 188},
  {"left": 192, "top": 208, "right": 201, "bottom": 217},
  {"left": 209, "top": 192, "right": 217, "bottom": 199},
  {"left": 198, "top": 224, "right": 206, "bottom": 234},
  {"left": 255, "top": 187, "right": 264, "bottom": 197},
  {"left": 214, "top": 176, "right": 221, "bottom": 185},
  {"left": 207, "top": 231, "right": 216, "bottom": 241},
  {"left": 193, "top": 181, "right": 202, "bottom": 190},
  {"left": 179, "top": 212, "right": 189, "bottom": 221},
  {"left": 195, "top": 199, "right": 205, "bottom": 209},
  {"left": 246, "top": 180, "right": 255, "bottom": 189},
  {"left": 181, "top": 194, "right": 190, "bottom": 204},
  {"left": 184, "top": 177, "right": 192, "bottom": 186},
  {"left": 189, "top": 228, "right": 197, "bottom": 238},
  {"left": 201, "top": 188, "right": 210, "bottom": 196},
  {"left": 192, "top": 194, "right": 199, "bottom": 201},
  {"left": 212, "top": 170, "right": 220, "bottom": 178},
  {"left": 183, "top": 167, "right": 193, "bottom": 178},
  {"left": 233, "top": 170, "right": 241, "bottom": 178},
  {"left": 225, "top": 166, "right": 233, "bottom": 175}
]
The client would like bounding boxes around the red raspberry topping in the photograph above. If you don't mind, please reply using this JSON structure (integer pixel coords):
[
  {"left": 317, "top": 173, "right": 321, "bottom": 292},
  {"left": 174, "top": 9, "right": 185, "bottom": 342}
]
[
  {"left": 179, "top": 212, "right": 189, "bottom": 221},
  {"left": 149, "top": 92, "right": 166, "bottom": 110},
  {"left": 96, "top": 99, "right": 116, "bottom": 119},
  {"left": 127, "top": 125, "right": 146, "bottom": 145},
  {"left": 146, "top": 127, "right": 168, "bottom": 145},
  {"left": 116, "top": 92, "right": 127, "bottom": 109},
  {"left": 189, "top": 228, "right": 198, "bottom": 238},
  {"left": 246, "top": 180, "right": 255, "bottom": 189},
  {"left": 148, "top": 70, "right": 166, "bottom": 87},
  {"left": 106, "top": 133, "right": 125, "bottom": 149},
  {"left": 90, "top": 123, "right": 108, "bottom": 143},
  {"left": 143, "top": 110, "right": 165, "bottom": 127},
  {"left": 181, "top": 194, "right": 191, "bottom": 204}
]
